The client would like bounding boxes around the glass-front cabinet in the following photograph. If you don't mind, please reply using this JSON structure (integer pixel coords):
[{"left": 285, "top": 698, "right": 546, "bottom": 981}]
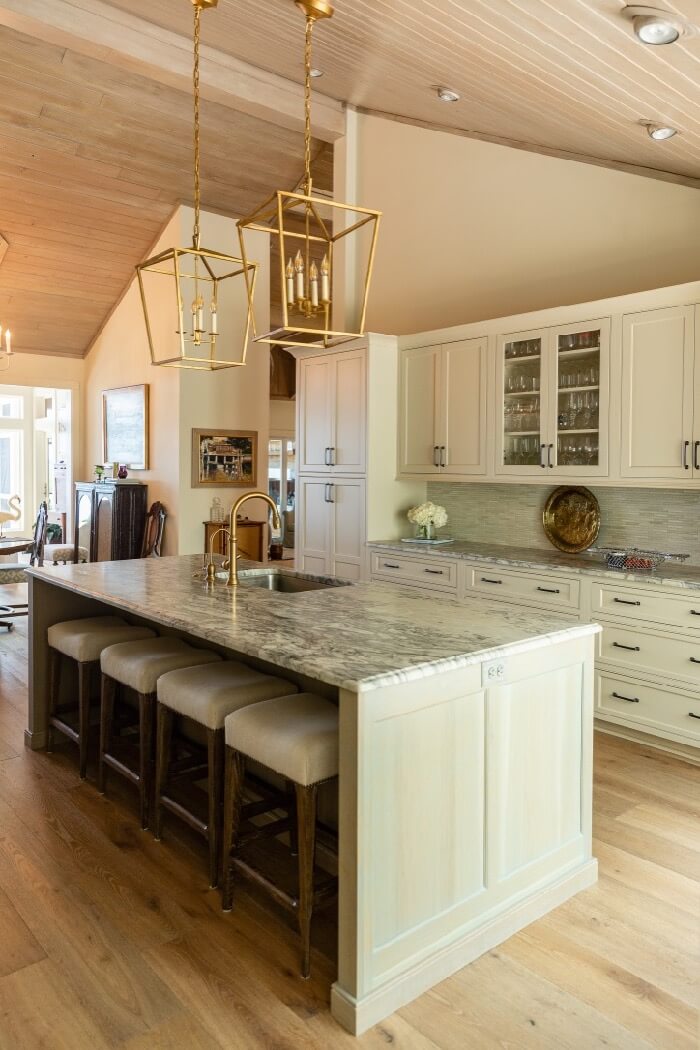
[
  {"left": 497, "top": 328, "right": 549, "bottom": 476},
  {"left": 496, "top": 319, "right": 610, "bottom": 477}
]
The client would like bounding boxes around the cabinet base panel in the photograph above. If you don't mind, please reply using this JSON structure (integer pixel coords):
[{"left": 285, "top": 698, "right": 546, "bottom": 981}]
[
  {"left": 594, "top": 719, "right": 699, "bottom": 764},
  {"left": 330, "top": 858, "right": 598, "bottom": 1036}
]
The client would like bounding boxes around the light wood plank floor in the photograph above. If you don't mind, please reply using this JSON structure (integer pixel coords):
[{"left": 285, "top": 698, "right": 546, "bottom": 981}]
[{"left": 0, "top": 593, "right": 697, "bottom": 1049}]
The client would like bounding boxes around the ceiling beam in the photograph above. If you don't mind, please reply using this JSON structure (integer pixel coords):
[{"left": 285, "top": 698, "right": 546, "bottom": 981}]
[{"left": 0, "top": 0, "right": 345, "bottom": 142}]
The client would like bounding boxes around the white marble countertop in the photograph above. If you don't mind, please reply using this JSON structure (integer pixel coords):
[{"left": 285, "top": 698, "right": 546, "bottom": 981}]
[
  {"left": 369, "top": 539, "right": 700, "bottom": 591},
  {"left": 27, "top": 556, "right": 597, "bottom": 693}
]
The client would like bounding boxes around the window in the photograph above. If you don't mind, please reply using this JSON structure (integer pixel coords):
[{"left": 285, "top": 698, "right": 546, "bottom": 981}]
[
  {"left": 0, "top": 395, "right": 23, "bottom": 419},
  {"left": 0, "top": 430, "right": 24, "bottom": 531}
]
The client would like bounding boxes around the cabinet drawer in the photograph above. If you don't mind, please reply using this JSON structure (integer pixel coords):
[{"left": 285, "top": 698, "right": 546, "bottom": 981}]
[
  {"left": 597, "top": 622, "right": 700, "bottom": 688},
  {"left": 595, "top": 670, "right": 700, "bottom": 744},
  {"left": 370, "top": 552, "right": 458, "bottom": 590},
  {"left": 464, "top": 563, "right": 580, "bottom": 610},
  {"left": 592, "top": 583, "right": 700, "bottom": 633}
]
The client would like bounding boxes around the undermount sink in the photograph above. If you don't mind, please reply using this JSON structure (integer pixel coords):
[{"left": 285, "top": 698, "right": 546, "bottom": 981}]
[{"left": 237, "top": 571, "right": 349, "bottom": 593}]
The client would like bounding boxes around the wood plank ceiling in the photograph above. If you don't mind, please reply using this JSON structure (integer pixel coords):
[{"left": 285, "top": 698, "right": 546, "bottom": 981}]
[
  {"left": 108, "top": 0, "right": 700, "bottom": 184},
  {"left": 2, "top": 0, "right": 700, "bottom": 357},
  {"left": 0, "top": 24, "right": 328, "bottom": 357}
]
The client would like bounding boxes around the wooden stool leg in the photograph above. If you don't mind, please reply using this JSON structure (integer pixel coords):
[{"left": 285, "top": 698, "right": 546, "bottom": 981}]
[
  {"left": 221, "top": 747, "right": 245, "bottom": 912},
  {"left": 286, "top": 779, "right": 299, "bottom": 857},
  {"left": 295, "top": 782, "right": 318, "bottom": 980},
  {"left": 47, "top": 647, "right": 62, "bottom": 752},
  {"left": 154, "top": 704, "right": 174, "bottom": 842},
  {"left": 207, "top": 729, "right": 225, "bottom": 890},
  {"left": 139, "top": 693, "right": 155, "bottom": 831},
  {"left": 98, "top": 673, "right": 116, "bottom": 794},
  {"left": 77, "top": 662, "right": 92, "bottom": 780}
]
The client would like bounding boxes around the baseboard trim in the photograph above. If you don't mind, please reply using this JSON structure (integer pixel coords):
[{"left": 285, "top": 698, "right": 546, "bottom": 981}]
[
  {"left": 595, "top": 721, "right": 699, "bottom": 765},
  {"left": 24, "top": 728, "right": 46, "bottom": 751},
  {"left": 331, "top": 858, "right": 598, "bottom": 1036}
]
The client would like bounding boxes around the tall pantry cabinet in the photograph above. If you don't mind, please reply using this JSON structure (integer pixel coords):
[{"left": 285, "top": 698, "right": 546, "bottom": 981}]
[{"left": 296, "top": 336, "right": 425, "bottom": 580}]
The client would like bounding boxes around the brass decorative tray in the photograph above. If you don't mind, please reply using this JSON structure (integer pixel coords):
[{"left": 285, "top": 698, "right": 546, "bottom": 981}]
[{"left": 542, "top": 486, "right": 600, "bottom": 554}]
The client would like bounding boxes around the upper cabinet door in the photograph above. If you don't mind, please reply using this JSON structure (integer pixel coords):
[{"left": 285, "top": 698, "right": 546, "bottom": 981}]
[
  {"left": 495, "top": 329, "right": 549, "bottom": 476},
  {"left": 440, "top": 338, "right": 488, "bottom": 475},
  {"left": 398, "top": 345, "right": 441, "bottom": 473},
  {"left": 298, "top": 357, "right": 333, "bottom": 474},
  {"left": 549, "top": 318, "right": 610, "bottom": 477},
  {"left": 621, "top": 307, "right": 695, "bottom": 479},
  {"left": 333, "top": 348, "right": 367, "bottom": 474}
]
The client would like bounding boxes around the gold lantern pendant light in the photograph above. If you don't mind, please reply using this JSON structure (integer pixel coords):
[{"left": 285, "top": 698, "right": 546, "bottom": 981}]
[
  {"left": 237, "top": 0, "right": 381, "bottom": 350},
  {"left": 136, "top": 0, "right": 258, "bottom": 369}
]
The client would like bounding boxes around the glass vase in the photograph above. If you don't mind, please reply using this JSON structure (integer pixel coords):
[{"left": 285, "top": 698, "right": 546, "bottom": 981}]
[{"left": 416, "top": 523, "right": 436, "bottom": 540}]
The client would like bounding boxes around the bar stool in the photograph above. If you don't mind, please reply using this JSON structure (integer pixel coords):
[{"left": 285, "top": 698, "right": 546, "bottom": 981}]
[
  {"left": 221, "top": 693, "right": 339, "bottom": 978},
  {"left": 154, "top": 661, "right": 299, "bottom": 888},
  {"left": 99, "top": 637, "right": 221, "bottom": 829},
  {"left": 47, "top": 616, "right": 156, "bottom": 778}
]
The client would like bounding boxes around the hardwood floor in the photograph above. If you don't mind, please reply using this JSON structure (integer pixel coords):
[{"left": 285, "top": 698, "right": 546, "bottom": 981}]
[{"left": 0, "top": 595, "right": 697, "bottom": 1049}]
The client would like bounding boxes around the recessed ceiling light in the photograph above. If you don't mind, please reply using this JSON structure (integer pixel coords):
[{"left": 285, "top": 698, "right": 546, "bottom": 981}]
[
  {"left": 645, "top": 122, "right": 679, "bottom": 140},
  {"left": 436, "top": 87, "right": 460, "bottom": 103},
  {"left": 310, "top": 67, "right": 324, "bottom": 77},
  {"left": 623, "top": 6, "right": 689, "bottom": 44}
]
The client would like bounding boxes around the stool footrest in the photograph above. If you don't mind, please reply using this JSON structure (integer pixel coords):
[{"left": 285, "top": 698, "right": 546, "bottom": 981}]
[
  {"left": 231, "top": 856, "right": 338, "bottom": 914},
  {"left": 238, "top": 815, "right": 292, "bottom": 847},
  {"left": 160, "top": 792, "right": 208, "bottom": 835}
]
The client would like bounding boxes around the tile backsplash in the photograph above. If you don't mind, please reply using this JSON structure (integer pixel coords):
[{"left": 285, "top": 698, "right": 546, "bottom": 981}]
[{"left": 427, "top": 484, "right": 700, "bottom": 565}]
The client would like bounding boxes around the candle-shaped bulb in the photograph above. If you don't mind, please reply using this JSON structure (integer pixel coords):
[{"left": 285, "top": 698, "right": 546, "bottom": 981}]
[
  {"left": 320, "top": 253, "right": 330, "bottom": 304},
  {"left": 309, "top": 260, "right": 319, "bottom": 309},
  {"left": 5, "top": 330, "right": 11, "bottom": 355},
  {"left": 285, "top": 258, "right": 295, "bottom": 307},
  {"left": 294, "top": 249, "right": 305, "bottom": 303},
  {"left": 196, "top": 296, "right": 205, "bottom": 333},
  {"left": 210, "top": 301, "right": 218, "bottom": 336}
]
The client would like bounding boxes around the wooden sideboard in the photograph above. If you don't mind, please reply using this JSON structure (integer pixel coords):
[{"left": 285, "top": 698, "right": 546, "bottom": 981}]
[
  {"left": 74, "top": 481, "right": 147, "bottom": 562},
  {"left": 203, "top": 520, "right": 266, "bottom": 563}
]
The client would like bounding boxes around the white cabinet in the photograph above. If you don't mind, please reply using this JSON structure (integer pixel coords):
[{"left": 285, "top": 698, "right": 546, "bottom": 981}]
[
  {"left": 620, "top": 306, "right": 697, "bottom": 480},
  {"left": 398, "top": 338, "right": 488, "bottom": 476},
  {"left": 297, "top": 475, "right": 366, "bottom": 581},
  {"left": 496, "top": 319, "right": 610, "bottom": 478},
  {"left": 298, "top": 348, "right": 366, "bottom": 475}
]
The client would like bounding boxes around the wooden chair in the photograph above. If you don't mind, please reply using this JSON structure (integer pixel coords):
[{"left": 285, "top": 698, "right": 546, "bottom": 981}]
[
  {"left": 141, "top": 502, "right": 166, "bottom": 558},
  {"left": 0, "top": 502, "right": 48, "bottom": 630}
]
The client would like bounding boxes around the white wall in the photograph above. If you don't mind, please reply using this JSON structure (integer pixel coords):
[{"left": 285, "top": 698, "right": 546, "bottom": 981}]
[
  {"left": 350, "top": 114, "right": 700, "bottom": 335},
  {"left": 84, "top": 211, "right": 181, "bottom": 553}
]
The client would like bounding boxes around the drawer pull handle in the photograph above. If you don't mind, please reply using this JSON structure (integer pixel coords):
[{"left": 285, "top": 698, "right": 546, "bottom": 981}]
[
  {"left": 612, "top": 691, "right": 640, "bottom": 704},
  {"left": 383, "top": 562, "right": 401, "bottom": 569},
  {"left": 537, "top": 586, "right": 561, "bottom": 594},
  {"left": 425, "top": 568, "right": 445, "bottom": 575},
  {"left": 690, "top": 657, "right": 700, "bottom": 665},
  {"left": 689, "top": 712, "right": 700, "bottom": 720},
  {"left": 612, "top": 642, "right": 641, "bottom": 652},
  {"left": 481, "top": 577, "right": 503, "bottom": 584},
  {"left": 613, "top": 598, "right": 641, "bottom": 607}
]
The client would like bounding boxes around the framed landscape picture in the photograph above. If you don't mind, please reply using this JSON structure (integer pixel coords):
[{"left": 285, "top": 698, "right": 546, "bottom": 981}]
[
  {"left": 102, "top": 384, "right": 149, "bottom": 470},
  {"left": 192, "top": 429, "right": 258, "bottom": 488}
]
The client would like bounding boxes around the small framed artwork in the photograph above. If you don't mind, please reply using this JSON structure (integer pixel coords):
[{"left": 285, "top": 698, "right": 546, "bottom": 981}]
[
  {"left": 192, "top": 429, "right": 258, "bottom": 488},
  {"left": 102, "top": 384, "right": 149, "bottom": 470}
]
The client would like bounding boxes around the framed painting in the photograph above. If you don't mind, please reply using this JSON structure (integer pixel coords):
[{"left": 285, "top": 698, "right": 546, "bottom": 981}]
[
  {"left": 102, "top": 384, "right": 149, "bottom": 470},
  {"left": 192, "top": 429, "right": 258, "bottom": 488}
]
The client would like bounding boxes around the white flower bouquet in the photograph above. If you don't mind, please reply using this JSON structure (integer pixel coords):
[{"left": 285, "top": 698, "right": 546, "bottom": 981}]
[{"left": 407, "top": 501, "right": 448, "bottom": 539}]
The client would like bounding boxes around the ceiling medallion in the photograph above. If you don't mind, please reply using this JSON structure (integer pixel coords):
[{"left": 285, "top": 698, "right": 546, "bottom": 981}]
[
  {"left": 236, "top": 0, "right": 381, "bottom": 349},
  {"left": 136, "top": 0, "right": 258, "bottom": 370}
]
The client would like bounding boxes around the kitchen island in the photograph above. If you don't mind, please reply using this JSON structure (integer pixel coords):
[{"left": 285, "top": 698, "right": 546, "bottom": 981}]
[{"left": 27, "top": 556, "right": 599, "bottom": 1035}]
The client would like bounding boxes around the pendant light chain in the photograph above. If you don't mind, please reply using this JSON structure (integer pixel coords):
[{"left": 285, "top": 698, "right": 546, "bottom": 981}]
[
  {"left": 303, "top": 15, "right": 314, "bottom": 195},
  {"left": 192, "top": 3, "right": 202, "bottom": 250}
]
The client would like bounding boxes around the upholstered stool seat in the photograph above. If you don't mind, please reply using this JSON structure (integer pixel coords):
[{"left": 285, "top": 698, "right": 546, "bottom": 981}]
[
  {"left": 49, "top": 545, "right": 88, "bottom": 565},
  {"left": 155, "top": 661, "right": 299, "bottom": 887},
  {"left": 222, "top": 693, "right": 339, "bottom": 977},
  {"left": 99, "top": 637, "right": 221, "bottom": 829},
  {"left": 46, "top": 615, "right": 156, "bottom": 779},
  {"left": 49, "top": 616, "right": 155, "bottom": 664}
]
